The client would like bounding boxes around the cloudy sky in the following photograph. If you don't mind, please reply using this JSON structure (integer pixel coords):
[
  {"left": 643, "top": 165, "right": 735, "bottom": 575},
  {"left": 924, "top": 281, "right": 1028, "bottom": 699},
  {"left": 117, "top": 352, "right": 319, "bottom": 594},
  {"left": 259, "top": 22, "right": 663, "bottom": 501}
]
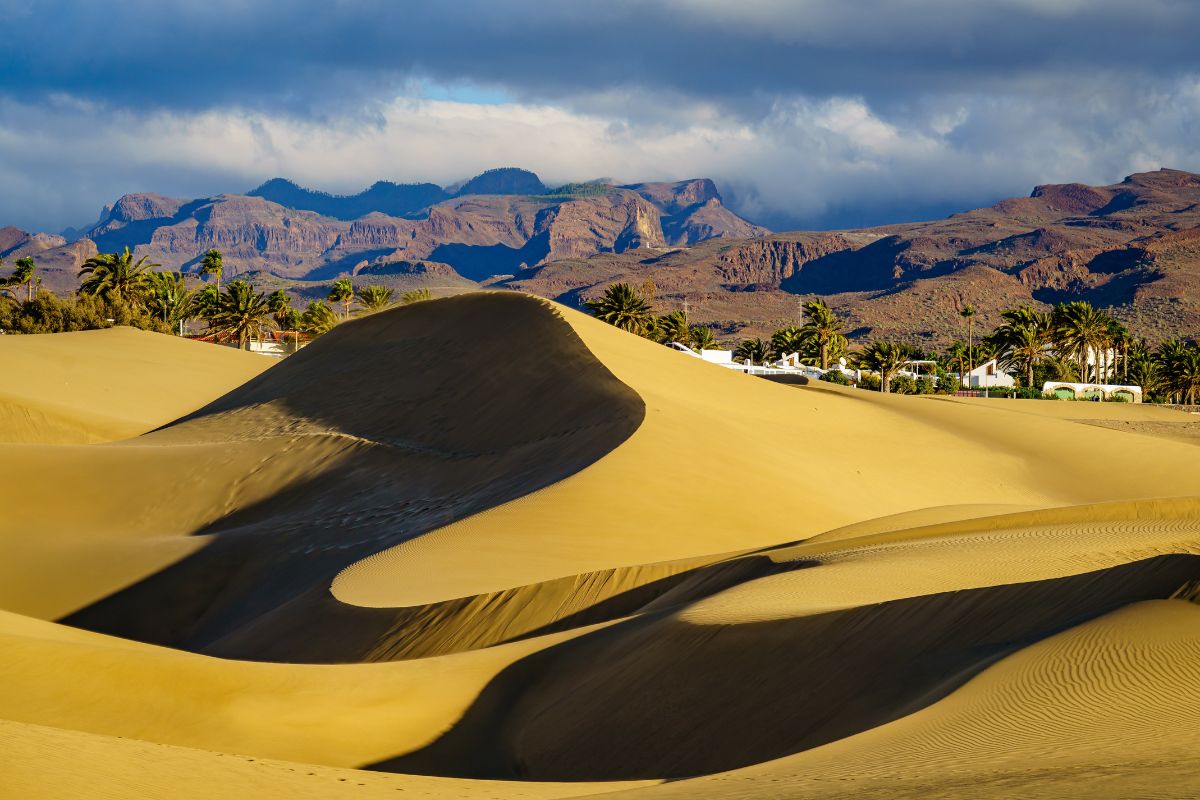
[{"left": 2, "top": 0, "right": 1198, "bottom": 233}]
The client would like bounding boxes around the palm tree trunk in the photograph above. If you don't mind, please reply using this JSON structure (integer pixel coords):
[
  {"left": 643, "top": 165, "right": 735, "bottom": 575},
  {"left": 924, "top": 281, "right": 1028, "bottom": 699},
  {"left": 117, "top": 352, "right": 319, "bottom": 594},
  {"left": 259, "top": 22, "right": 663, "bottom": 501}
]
[{"left": 968, "top": 319, "right": 974, "bottom": 372}]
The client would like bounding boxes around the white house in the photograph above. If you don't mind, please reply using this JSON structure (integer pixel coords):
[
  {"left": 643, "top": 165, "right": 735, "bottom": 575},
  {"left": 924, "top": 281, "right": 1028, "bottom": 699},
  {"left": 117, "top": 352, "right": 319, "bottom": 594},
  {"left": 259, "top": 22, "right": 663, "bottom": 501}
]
[{"left": 959, "top": 358, "right": 1016, "bottom": 389}]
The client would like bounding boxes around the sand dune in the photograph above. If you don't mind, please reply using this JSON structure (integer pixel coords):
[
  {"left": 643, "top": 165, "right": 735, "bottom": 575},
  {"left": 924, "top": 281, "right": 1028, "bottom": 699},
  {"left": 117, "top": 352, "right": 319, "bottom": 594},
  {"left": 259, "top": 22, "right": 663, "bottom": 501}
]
[
  {"left": 3, "top": 291, "right": 1199, "bottom": 799},
  {"left": 0, "top": 327, "right": 268, "bottom": 443}
]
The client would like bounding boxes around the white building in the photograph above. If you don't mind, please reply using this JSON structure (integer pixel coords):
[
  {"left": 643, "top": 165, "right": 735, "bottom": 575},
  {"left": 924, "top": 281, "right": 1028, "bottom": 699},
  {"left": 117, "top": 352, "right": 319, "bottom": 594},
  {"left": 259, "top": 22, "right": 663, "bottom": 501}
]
[
  {"left": 959, "top": 358, "right": 1016, "bottom": 389},
  {"left": 1042, "top": 382, "right": 1142, "bottom": 402}
]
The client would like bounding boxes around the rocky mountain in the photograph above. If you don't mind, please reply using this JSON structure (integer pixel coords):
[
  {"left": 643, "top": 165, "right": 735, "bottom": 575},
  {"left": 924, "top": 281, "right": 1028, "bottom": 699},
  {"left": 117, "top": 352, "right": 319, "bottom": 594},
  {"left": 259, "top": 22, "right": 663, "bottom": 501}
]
[
  {"left": 503, "top": 169, "right": 1200, "bottom": 344},
  {"left": 18, "top": 169, "right": 765, "bottom": 291}
]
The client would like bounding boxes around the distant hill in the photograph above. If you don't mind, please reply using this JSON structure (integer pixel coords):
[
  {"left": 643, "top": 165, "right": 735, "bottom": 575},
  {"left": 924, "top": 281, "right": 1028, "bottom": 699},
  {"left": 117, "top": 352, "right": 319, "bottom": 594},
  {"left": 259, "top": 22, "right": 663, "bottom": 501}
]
[
  {"left": 452, "top": 167, "right": 546, "bottom": 197},
  {"left": 247, "top": 178, "right": 448, "bottom": 221}
]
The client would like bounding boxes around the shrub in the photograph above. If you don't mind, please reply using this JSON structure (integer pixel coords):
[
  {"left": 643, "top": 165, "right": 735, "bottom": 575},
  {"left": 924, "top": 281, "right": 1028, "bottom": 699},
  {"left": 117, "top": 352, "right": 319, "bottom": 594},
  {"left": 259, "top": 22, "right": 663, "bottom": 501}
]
[
  {"left": 857, "top": 373, "right": 881, "bottom": 391},
  {"left": 890, "top": 375, "right": 917, "bottom": 395},
  {"left": 915, "top": 376, "right": 936, "bottom": 395},
  {"left": 820, "top": 370, "right": 849, "bottom": 385}
]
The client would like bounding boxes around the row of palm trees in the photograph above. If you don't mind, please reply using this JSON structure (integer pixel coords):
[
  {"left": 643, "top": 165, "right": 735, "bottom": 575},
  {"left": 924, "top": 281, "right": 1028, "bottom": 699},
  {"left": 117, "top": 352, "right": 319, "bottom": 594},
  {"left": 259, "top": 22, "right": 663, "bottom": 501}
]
[{"left": 4, "top": 247, "right": 431, "bottom": 348}]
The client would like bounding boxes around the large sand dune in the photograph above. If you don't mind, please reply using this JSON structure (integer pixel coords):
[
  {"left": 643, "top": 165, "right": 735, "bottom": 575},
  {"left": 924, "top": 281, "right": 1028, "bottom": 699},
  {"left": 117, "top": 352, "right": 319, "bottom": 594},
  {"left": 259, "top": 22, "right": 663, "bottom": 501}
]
[{"left": 2, "top": 291, "right": 1198, "bottom": 799}]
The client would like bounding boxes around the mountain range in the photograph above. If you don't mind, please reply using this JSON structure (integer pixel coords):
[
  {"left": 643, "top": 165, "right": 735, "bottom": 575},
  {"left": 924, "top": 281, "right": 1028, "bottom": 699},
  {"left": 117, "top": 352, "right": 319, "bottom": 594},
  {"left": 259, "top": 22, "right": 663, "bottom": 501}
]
[
  {"left": 3, "top": 167, "right": 1199, "bottom": 344},
  {"left": 0, "top": 168, "right": 765, "bottom": 290}
]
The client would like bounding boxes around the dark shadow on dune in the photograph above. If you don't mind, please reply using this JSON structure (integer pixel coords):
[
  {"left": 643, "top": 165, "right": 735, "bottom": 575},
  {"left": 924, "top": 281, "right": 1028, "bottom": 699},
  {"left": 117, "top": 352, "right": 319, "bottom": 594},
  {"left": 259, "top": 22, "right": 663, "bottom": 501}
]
[
  {"left": 373, "top": 554, "right": 1200, "bottom": 781},
  {"left": 62, "top": 293, "right": 646, "bottom": 660}
]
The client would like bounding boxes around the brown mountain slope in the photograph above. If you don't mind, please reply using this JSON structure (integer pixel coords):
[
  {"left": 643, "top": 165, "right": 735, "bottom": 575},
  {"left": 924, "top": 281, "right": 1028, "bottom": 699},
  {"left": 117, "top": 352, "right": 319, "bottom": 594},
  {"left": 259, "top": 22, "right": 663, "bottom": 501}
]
[{"left": 504, "top": 168, "right": 1200, "bottom": 344}]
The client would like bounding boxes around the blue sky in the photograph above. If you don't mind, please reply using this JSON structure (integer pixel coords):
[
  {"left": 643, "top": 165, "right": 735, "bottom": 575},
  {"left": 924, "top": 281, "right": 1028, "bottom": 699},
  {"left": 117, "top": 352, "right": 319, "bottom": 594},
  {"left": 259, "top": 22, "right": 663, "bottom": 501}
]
[{"left": 1, "top": 0, "right": 1198, "bottom": 233}]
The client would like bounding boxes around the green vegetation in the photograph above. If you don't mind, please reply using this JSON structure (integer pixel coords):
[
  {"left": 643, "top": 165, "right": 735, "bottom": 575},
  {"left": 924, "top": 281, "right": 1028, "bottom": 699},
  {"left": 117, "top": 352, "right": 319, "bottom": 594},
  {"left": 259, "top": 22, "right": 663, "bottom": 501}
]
[
  {"left": 1, "top": 246, "right": 439, "bottom": 350},
  {"left": 854, "top": 340, "right": 915, "bottom": 393},
  {"left": 582, "top": 283, "right": 653, "bottom": 335},
  {"left": 199, "top": 249, "right": 223, "bottom": 294},
  {"left": 207, "top": 280, "right": 272, "bottom": 350},
  {"left": 400, "top": 287, "right": 432, "bottom": 305},
  {"left": 1, "top": 257, "right": 37, "bottom": 303},
  {"left": 79, "top": 247, "right": 159, "bottom": 305},
  {"left": 537, "top": 182, "right": 613, "bottom": 200},
  {"left": 357, "top": 285, "right": 395, "bottom": 312},
  {"left": 328, "top": 277, "right": 354, "bottom": 318},
  {"left": 733, "top": 337, "right": 772, "bottom": 365}
]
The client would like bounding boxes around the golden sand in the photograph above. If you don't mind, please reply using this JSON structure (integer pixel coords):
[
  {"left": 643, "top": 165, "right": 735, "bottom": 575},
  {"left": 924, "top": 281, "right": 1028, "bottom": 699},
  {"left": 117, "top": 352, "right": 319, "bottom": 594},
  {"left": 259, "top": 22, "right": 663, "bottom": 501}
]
[{"left": 1, "top": 294, "right": 1197, "bottom": 799}]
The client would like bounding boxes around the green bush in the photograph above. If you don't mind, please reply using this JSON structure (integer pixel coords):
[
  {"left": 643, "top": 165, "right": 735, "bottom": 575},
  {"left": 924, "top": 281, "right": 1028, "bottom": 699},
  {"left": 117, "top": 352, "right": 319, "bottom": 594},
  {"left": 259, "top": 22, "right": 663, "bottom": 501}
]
[
  {"left": 890, "top": 375, "right": 917, "bottom": 395},
  {"left": 857, "top": 373, "right": 881, "bottom": 391},
  {"left": 819, "top": 370, "right": 850, "bottom": 385},
  {"left": 0, "top": 292, "right": 169, "bottom": 335}
]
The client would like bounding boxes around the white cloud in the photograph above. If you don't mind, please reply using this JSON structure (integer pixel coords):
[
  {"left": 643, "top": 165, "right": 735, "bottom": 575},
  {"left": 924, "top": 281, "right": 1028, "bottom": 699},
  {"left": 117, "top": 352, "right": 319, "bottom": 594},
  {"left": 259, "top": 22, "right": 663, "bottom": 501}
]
[{"left": 2, "top": 77, "right": 1200, "bottom": 233}]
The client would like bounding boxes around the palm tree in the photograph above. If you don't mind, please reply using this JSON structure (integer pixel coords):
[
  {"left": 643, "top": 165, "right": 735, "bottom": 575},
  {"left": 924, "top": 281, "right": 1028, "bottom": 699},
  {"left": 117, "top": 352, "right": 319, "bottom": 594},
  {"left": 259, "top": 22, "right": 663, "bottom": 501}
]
[
  {"left": 771, "top": 325, "right": 805, "bottom": 360},
  {"left": 1053, "top": 301, "right": 1110, "bottom": 383},
  {"left": 959, "top": 304, "right": 976, "bottom": 372},
  {"left": 583, "top": 283, "right": 653, "bottom": 335},
  {"left": 656, "top": 310, "right": 690, "bottom": 344},
  {"left": 401, "top": 287, "right": 432, "bottom": 305},
  {"left": 208, "top": 280, "right": 272, "bottom": 349},
  {"left": 267, "top": 289, "right": 291, "bottom": 326},
  {"left": 690, "top": 325, "right": 718, "bottom": 351},
  {"left": 300, "top": 300, "right": 339, "bottom": 335},
  {"left": 192, "top": 284, "right": 220, "bottom": 322},
  {"left": 357, "top": 285, "right": 395, "bottom": 313},
  {"left": 1126, "top": 352, "right": 1163, "bottom": 400},
  {"left": 1155, "top": 340, "right": 1200, "bottom": 404},
  {"left": 266, "top": 290, "right": 300, "bottom": 346},
  {"left": 78, "top": 247, "right": 159, "bottom": 306},
  {"left": 328, "top": 277, "right": 354, "bottom": 318},
  {"left": 944, "top": 341, "right": 967, "bottom": 379},
  {"left": 733, "top": 337, "right": 773, "bottom": 365},
  {"left": 0, "top": 257, "right": 34, "bottom": 303},
  {"left": 12, "top": 257, "right": 36, "bottom": 302},
  {"left": 199, "top": 249, "right": 223, "bottom": 294},
  {"left": 800, "top": 298, "right": 846, "bottom": 369},
  {"left": 144, "top": 272, "right": 196, "bottom": 331},
  {"left": 856, "top": 341, "right": 914, "bottom": 393},
  {"left": 989, "top": 306, "right": 1052, "bottom": 388}
]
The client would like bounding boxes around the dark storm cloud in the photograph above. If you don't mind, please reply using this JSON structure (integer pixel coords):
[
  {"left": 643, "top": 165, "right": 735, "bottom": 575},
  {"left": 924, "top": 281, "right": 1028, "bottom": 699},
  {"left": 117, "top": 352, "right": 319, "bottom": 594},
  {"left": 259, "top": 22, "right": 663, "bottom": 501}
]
[
  {"left": 1, "top": 1, "right": 1198, "bottom": 234},
  {"left": 1, "top": 0, "right": 1198, "bottom": 118}
]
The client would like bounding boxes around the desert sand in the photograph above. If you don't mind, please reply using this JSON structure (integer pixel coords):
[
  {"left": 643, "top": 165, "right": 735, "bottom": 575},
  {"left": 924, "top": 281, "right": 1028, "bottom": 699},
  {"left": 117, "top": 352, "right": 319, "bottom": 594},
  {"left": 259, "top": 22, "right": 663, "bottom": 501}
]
[{"left": 2, "top": 291, "right": 1198, "bottom": 799}]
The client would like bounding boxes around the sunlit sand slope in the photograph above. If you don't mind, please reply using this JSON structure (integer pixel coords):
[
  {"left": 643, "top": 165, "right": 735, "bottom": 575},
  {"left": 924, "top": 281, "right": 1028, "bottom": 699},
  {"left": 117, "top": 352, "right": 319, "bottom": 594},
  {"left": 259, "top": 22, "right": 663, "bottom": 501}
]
[
  {"left": 0, "top": 326, "right": 268, "bottom": 443},
  {"left": 0, "top": 719, "right": 643, "bottom": 800},
  {"left": 602, "top": 600, "right": 1200, "bottom": 799}
]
